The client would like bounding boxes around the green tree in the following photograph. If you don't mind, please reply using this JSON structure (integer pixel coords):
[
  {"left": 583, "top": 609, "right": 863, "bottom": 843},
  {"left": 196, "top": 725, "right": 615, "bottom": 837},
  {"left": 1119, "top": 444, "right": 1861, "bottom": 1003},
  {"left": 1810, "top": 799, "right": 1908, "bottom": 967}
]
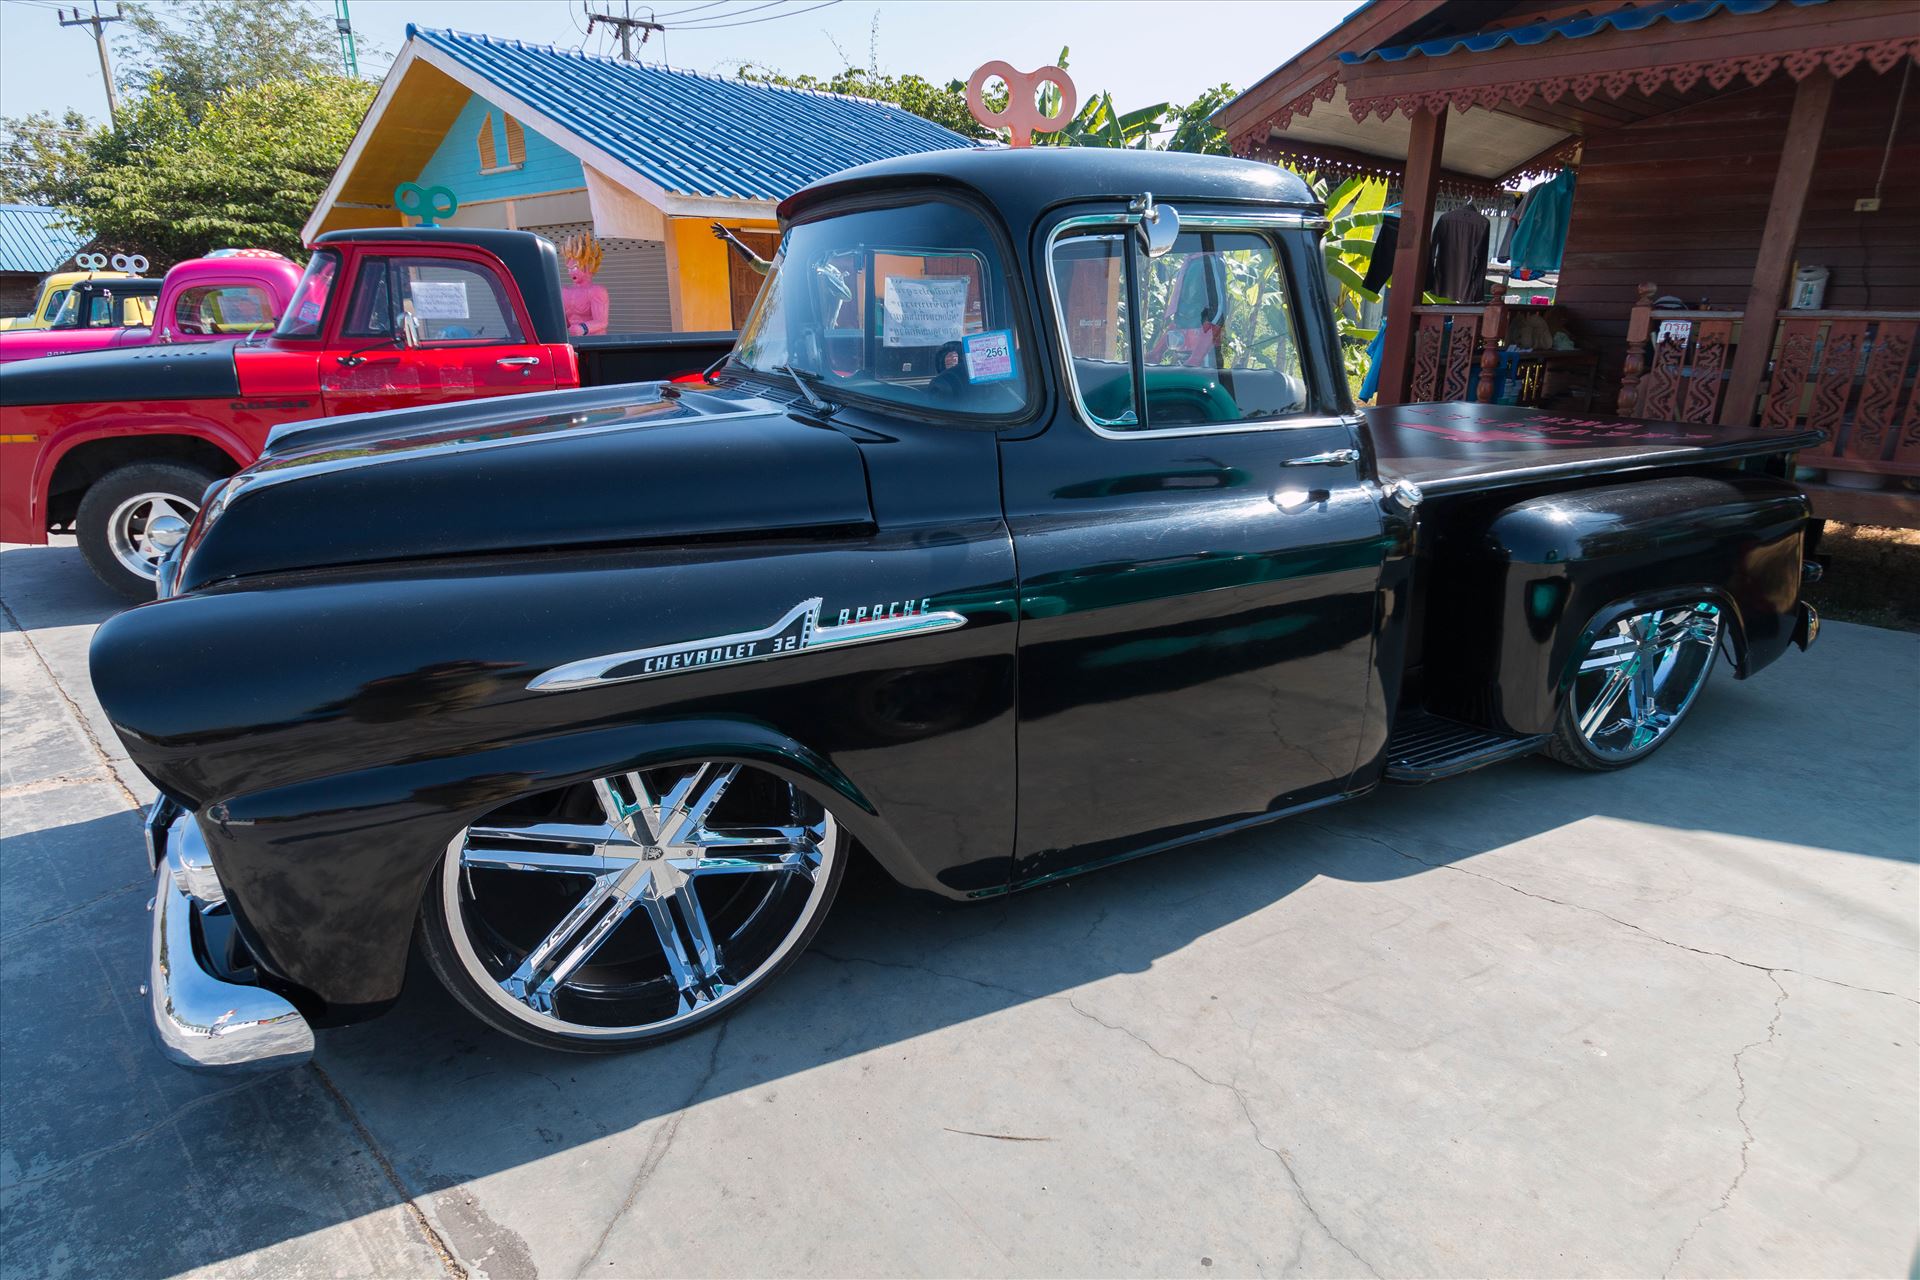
[
  {"left": 65, "top": 75, "right": 375, "bottom": 263},
  {"left": 0, "top": 110, "right": 93, "bottom": 206},
  {"left": 113, "top": 0, "right": 345, "bottom": 121},
  {"left": 1164, "top": 83, "right": 1236, "bottom": 156},
  {"left": 738, "top": 63, "right": 989, "bottom": 139}
]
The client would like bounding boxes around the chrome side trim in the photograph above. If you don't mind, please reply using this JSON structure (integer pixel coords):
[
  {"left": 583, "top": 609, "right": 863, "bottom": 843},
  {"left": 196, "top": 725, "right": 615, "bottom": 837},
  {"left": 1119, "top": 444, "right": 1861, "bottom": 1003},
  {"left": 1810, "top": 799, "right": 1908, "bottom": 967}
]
[
  {"left": 148, "top": 854, "right": 313, "bottom": 1074},
  {"left": 528, "top": 596, "right": 967, "bottom": 692},
  {"left": 1044, "top": 211, "right": 1342, "bottom": 442}
]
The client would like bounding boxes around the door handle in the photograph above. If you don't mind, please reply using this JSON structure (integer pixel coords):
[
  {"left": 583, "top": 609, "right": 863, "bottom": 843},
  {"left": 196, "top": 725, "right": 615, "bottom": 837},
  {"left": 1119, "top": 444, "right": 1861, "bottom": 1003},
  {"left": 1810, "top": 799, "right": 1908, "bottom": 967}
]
[
  {"left": 497, "top": 356, "right": 541, "bottom": 368},
  {"left": 1281, "top": 448, "right": 1360, "bottom": 467}
]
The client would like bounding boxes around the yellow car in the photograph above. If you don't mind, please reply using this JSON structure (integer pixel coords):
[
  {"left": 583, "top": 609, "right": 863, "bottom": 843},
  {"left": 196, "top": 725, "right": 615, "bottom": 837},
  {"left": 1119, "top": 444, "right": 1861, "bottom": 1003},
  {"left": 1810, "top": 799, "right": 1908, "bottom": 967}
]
[{"left": 0, "top": 268, "right": 137, "bottom": 331}]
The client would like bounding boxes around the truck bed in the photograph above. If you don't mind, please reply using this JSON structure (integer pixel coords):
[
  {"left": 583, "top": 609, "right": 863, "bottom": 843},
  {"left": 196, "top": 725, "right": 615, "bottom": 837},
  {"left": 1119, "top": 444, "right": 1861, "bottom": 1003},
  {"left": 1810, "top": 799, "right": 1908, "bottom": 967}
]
[{"left": 1365, "top": 403, "right": 1825, "bottom": 496}]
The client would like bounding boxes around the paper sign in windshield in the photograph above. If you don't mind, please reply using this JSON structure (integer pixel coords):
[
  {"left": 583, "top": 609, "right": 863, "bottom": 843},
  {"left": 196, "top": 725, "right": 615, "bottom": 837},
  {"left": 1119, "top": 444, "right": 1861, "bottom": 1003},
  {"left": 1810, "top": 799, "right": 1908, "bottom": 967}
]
[
  {"left": 882, "top": 276, "right": 968, "bottom": 348},
  {"left": 964, "top": 329, "right": 1016, "bottom": 383},
  {"left": 409, "top": 280, "right": 471, "bottom": 320}
]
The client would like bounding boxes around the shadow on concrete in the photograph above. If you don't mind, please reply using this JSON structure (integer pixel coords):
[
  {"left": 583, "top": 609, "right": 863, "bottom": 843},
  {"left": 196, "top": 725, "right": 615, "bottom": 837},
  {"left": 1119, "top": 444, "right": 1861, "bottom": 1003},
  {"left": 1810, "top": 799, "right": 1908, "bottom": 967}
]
[{"left": 3, "top": 539, "right": 1913, "bottom": 1275}]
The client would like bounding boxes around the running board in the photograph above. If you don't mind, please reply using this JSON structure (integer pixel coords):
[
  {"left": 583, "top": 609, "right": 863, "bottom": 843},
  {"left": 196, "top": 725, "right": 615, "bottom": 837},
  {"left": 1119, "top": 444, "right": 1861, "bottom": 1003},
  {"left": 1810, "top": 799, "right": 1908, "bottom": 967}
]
[{"left": 1385, "top": 711, "right": 1548, "bottom": 784}]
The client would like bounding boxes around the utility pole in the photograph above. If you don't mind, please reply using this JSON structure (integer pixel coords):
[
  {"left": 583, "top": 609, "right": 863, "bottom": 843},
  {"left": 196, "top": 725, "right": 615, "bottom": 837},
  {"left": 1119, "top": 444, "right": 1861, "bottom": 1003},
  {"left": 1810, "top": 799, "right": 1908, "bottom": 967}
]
[
  {"left": 334, "top": 0, "right": 359, "bottom": 78},
  {"left": 58, "top": 0, "right": 123, "bottom": 125},
  {"left": 585, "top": 1, "right": 660, "bottom": 60}
]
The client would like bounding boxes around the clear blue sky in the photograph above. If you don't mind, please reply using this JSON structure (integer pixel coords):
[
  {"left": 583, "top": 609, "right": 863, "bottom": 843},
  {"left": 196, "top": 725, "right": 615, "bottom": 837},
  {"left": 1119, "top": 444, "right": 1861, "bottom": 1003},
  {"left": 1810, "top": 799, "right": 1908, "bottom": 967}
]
[{"left": 0, "top": 0, "right": 1349, "bottom": 125}]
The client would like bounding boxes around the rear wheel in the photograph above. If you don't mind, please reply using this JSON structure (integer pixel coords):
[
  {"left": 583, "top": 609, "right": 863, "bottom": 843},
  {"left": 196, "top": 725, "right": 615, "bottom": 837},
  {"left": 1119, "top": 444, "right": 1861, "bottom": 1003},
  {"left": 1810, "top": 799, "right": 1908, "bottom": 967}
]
[
  {"left": 418, "top": 761, "right": 844, "bottom": 1052},
  {"left": 1545, "top": 602, "right": 1722, "bottom": 771},
  {"left": 75, "top": 461, "right": 216, "bottom": 600}
]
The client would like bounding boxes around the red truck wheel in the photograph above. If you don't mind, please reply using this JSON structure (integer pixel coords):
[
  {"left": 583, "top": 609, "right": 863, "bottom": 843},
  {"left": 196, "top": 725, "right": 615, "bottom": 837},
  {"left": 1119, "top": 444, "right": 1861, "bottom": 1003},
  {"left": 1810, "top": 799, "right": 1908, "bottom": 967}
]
[{"left": 76, "top": 462, "right": 219, "bottom": 601}]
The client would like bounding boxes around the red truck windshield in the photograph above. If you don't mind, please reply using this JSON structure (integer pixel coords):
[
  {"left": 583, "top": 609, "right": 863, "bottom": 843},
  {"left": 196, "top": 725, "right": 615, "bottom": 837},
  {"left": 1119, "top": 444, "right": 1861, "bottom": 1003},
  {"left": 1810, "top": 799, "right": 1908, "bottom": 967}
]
[{"left": 276, "top": 250, "right": 340, "bottom": 338}]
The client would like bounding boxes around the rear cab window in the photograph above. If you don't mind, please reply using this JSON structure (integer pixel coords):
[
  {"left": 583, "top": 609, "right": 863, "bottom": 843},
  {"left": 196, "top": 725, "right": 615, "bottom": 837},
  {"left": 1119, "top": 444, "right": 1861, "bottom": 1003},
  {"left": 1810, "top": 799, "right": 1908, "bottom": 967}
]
[{"left": 339, "top": 256, "right": 524, "bottom": 345}]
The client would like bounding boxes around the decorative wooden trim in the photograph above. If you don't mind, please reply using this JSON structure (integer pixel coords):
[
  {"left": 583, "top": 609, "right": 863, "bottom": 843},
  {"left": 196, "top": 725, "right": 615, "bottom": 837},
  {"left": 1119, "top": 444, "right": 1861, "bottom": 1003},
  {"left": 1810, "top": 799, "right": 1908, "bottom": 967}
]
[
  {"left": 1855, "top": 321, "right": 1915, "bottom": 460},
  {"left": 1682, "top": 319, "right": 1734, "bottom": 424},
  {"left": 1442, "top": 314, "right": 1480, "bottom": 401},
  {"left": 1410, "top": 317, "right": 1445, "bottom": 401},
  {"left": 1346, "top": 35, "right": 1917, "bottom": 123},
  {"left": 1642, "top": 328, "right": 1686, "bottom": 420}
]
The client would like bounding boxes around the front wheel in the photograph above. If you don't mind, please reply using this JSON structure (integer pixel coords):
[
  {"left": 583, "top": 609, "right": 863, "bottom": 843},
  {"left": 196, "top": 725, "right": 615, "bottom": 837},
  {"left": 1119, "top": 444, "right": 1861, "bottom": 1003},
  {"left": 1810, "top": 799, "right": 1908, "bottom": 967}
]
[
  {"left": 418, "top": 760, "right": 845, "bottom": 1052},
  {"left": 75, "top": 461, "right": 217, "bottom": 600},
  {"left": 1544, "top": 602, "right": 1722, "bottom": 771}
]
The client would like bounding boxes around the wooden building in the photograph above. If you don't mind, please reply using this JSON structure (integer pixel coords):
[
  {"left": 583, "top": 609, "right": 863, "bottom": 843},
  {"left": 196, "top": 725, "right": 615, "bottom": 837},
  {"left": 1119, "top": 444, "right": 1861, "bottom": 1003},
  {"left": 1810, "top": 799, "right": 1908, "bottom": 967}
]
[{"left": 1216, "top": 0, "right": 1920, "bottom": 527}]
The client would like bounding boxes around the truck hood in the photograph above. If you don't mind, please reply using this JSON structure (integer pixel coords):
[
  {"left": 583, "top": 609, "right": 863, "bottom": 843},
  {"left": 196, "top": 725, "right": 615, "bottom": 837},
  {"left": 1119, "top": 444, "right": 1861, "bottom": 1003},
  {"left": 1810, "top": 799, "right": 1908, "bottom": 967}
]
[
  {"left": 0, "top": 340, "right": 239, "bottom": 406},
  {"left": 175, "top": 382, "right": 872, "bottom": 592}
]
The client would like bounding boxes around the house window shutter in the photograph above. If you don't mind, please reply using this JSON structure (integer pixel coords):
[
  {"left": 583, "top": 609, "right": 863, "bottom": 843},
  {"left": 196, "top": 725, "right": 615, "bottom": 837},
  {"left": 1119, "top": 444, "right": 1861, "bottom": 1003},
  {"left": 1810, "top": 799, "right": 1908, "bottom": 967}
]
[
  {"left": 504, "top": 116, "right": 526, "bottom": 167},
  {"left": 476, "top": 111, "right": 498, "bottom": 171}
]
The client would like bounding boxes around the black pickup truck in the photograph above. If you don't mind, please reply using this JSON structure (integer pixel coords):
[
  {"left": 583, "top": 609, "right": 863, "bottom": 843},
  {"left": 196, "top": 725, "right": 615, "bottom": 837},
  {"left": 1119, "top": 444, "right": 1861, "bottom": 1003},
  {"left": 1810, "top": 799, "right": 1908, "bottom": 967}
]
[{"left": 91, "top": 148, "right": 1822, "bottom": 1070}]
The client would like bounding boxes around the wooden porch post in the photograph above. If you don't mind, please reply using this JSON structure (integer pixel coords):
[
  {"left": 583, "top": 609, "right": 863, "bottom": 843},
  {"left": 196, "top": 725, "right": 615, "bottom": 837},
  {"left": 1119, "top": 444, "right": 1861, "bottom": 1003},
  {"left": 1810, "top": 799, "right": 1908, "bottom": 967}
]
[
  {"left": 1376, "top": 106, "right": 1447, "bottom": 406},
  {"left": 1718, "top": 70, "right": 1834, "bottom": 426}
]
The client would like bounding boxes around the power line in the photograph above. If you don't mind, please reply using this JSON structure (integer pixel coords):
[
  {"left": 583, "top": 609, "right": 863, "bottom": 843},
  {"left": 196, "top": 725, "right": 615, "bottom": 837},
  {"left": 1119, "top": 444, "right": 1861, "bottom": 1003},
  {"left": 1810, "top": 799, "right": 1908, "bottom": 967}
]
[
  {"left": 667, "top": 0, "right": 785, "bottom": 25},
  {"left": 669, "top": 0, "right": 843, "bottom": 31}
]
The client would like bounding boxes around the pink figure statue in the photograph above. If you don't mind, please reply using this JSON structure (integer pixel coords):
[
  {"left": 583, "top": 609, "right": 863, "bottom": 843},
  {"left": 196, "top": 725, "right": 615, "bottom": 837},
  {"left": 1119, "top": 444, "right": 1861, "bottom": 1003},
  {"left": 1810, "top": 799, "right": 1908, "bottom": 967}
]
[{"left": 561, "top": 233, "right": 609, "bottom": 337}]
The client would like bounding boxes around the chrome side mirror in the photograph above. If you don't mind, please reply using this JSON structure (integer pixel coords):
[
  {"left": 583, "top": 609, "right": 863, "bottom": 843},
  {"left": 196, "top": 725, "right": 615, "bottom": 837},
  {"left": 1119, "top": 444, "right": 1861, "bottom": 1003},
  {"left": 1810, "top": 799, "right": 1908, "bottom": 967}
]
[
  {"left": 398, "top": 301, "right": 422, "bottom": 349},
  {"left": 1133, "top": 192, "right": 1180, "bottom": 258}
]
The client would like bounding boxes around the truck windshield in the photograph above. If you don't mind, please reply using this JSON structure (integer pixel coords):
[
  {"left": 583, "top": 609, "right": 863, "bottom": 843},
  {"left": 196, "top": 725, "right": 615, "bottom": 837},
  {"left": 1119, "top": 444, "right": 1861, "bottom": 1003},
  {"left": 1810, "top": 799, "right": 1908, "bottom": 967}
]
[
  {"left": 275, "top": 250, "right": 340, "bottom": 338},
  {"left": 733, "top": 199, "right": 1031, "bottom": 419}
]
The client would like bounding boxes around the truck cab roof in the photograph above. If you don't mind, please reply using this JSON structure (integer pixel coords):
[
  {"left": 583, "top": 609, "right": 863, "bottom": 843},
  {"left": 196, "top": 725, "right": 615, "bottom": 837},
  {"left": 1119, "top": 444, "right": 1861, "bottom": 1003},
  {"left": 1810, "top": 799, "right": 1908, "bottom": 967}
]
[{"left": 782, "top": 147, "right": 1320, "bottom": 226}]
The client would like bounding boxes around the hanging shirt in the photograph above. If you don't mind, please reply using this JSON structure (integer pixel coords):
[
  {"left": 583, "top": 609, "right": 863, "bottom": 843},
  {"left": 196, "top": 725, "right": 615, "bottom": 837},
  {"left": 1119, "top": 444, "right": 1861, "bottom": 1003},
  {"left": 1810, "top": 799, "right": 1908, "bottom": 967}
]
[
  {"left": 1362, "top": 212, "right": 1401, "bottom": 294},
  {"left": 1510, "top": 169, "right": 1577, "bottom": 274},
  {"left": 1430, "top": 206, "right": 1491, "bottom": 303}
]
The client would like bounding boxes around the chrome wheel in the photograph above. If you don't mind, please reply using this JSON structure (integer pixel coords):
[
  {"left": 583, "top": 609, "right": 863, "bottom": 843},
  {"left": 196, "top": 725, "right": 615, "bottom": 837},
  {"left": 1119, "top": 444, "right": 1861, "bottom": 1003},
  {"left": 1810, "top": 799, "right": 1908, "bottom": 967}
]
[
  {"left": 1569, "top": 603, "right": 1722, "bottom": 762},
  {"left": 439, "top": 762, "right": 837, "bottom": 1041},
  {"left": 107, "top": 491, "right": 196, "bottom": 580}
]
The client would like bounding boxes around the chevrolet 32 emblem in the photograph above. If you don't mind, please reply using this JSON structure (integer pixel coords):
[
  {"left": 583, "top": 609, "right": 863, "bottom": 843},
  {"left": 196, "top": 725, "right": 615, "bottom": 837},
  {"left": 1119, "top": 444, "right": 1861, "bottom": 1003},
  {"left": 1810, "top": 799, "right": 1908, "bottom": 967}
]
[{"left": 527, "top": 596, "right": 967, "bottom": 692}]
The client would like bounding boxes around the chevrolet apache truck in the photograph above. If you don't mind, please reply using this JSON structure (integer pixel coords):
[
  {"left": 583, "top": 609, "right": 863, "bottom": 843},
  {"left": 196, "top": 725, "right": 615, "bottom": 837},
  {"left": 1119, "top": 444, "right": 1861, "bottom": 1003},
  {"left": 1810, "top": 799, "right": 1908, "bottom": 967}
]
[
  {"left": 0, "top": 226, "right": 733, "bottom": 597},
  {"left": 90, "top": 149, "right": 1823, "bottom": 1070}
]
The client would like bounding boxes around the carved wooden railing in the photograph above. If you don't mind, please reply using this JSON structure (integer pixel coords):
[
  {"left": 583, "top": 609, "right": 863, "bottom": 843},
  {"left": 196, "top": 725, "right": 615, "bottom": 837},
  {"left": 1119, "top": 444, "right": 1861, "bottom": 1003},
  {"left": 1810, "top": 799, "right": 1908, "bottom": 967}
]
[
  {"left": 1408, "top": 302, "right": 1506, "bottom": 403},
  {"left": 1620, "top": 281, "right": 1920, "bottom": 477}
]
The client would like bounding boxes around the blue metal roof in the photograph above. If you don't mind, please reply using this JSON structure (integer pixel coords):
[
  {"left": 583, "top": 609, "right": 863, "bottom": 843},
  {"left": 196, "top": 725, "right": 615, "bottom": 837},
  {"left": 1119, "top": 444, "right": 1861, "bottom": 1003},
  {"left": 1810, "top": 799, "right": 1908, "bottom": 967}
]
[
  {"left": 1339, "top": 0, "right": 1829, "bottom": 64},
  {"left": 0, "top": 204, "right": 83, "bottom": 275},
  {"left": 408, "top": 26, "right": 977, "bottom": 203}
]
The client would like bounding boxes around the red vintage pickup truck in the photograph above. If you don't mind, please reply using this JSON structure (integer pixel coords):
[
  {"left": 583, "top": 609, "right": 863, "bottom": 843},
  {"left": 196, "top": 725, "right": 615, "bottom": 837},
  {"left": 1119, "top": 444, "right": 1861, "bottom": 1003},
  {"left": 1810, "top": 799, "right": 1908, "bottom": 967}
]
[{"left": 0, "top": 226, "right": 731, "bottom": 597}]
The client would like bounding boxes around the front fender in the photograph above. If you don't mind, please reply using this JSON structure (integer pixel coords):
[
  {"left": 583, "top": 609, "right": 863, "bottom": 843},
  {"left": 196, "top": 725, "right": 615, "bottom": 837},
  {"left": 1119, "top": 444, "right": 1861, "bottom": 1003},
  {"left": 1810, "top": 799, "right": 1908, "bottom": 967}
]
[
  {"left": 32, "top": 408, "right": 257, "bottom": 518},
  {"left": 91, "top": 531, "right": 1019, "bottom": 1016}
]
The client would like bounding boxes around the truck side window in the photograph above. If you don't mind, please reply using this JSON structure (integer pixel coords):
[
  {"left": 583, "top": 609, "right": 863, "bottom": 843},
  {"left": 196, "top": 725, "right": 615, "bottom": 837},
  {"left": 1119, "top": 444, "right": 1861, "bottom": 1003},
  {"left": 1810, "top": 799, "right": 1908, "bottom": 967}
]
[
  {"left": 1050, "top": 233, "right": 1138, "bottom": 428},
  {"left": 1051, "top": 223, "right": 1309, "bottom": 432}
]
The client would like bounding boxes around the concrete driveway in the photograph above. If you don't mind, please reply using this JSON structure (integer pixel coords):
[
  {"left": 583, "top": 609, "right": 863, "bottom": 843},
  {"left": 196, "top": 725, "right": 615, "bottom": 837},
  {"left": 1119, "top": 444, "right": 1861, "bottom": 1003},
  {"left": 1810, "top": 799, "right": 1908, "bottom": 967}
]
[{"left": 3, "top": 538, "right": 1916, "bottom": 1280}]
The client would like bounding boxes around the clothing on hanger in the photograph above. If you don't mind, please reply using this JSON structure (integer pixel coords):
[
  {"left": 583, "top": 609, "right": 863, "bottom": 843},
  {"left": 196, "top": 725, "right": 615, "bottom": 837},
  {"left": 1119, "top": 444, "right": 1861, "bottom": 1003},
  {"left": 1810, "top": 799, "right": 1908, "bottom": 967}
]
[
  {"left": 1362, "top": 211, "right": 1401, "bottom": 295},
  {"left": 1509, "top": 169, "right": 1576, "bottom": 274},
  {"left": 1430, "top": 205, "right": 1491, "bottom": 303}
]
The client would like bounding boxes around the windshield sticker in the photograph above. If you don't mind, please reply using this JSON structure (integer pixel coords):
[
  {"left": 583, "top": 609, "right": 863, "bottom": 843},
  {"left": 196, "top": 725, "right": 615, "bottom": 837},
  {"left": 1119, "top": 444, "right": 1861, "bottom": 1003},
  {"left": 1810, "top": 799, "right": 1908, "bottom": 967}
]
[
  {"left": 409, "top": 280, "right": 471, "bottom": 320},
  {"left": 964, "top": 329, "right": 1017, "bottom": 383},
  {"left": 882, "top": 276, "right": 968, "bottom": 348}
]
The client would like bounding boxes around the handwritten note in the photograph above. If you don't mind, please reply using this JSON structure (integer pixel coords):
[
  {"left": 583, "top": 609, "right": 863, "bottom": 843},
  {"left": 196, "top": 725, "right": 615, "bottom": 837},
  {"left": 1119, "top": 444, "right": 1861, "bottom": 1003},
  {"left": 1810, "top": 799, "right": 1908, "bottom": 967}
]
[{"left": 882, "top": 276, "right": 968, "bottom": 348}]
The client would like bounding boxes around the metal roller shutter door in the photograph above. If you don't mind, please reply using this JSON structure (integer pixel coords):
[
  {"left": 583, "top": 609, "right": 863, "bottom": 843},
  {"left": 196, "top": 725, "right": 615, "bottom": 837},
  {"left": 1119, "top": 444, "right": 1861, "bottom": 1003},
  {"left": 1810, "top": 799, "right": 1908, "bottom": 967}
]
[{"left": 523, "top": 222, "right": 671, "bottom": 335}]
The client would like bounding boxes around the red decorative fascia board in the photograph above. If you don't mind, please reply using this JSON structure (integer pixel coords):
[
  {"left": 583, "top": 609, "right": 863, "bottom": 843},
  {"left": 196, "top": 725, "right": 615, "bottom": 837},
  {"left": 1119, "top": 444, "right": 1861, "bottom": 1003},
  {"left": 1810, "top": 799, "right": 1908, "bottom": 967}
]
[
  {"left": 1345, "top": 35, "right": 1919, "bottom": 122},
  {"left": 1226, "top": 73, "right": 1341, "bottom": 151}
]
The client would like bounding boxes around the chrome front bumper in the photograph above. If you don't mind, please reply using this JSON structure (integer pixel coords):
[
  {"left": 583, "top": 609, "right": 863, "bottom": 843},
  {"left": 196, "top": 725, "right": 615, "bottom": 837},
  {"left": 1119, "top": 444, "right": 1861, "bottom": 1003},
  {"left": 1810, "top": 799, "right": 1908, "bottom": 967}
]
[{"left": 145, "top": 801, "right": 313, "bottom": 1073}]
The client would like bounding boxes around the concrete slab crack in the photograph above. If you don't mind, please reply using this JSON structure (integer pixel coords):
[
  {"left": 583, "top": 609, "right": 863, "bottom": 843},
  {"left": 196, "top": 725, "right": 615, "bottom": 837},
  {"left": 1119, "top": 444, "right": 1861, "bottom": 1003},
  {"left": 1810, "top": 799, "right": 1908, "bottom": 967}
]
[
  {"left": 578, "top": 1018, "right": 731, "bottom": 1272},
  {"left": 310, "top": 1061, "right": 469, "bottom": 1280},
  {"left": 1663, "top": 973, "right": 1789, "bottom": 1277},
  {"left": 1059, "top": 995, "right": 1383, "bottom": 1279},
  {"left": 1301, "top": 822, "right": 1916, "bottom": 1005},
  {"left": 0, "top": 595, "right": 139, "bottom": 808}
]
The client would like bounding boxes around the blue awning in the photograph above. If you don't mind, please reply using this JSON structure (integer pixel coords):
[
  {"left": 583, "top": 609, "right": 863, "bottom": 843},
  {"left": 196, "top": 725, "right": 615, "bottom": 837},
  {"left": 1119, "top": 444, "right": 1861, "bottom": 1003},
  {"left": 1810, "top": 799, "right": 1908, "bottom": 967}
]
[{"left": 1339, "top": 0, "right": 1830, "bottom": 65}]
